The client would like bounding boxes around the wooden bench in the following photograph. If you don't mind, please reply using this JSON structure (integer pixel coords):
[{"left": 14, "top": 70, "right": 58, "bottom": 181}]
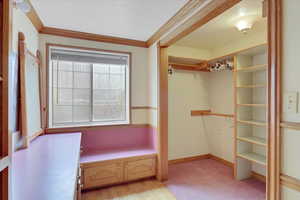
[{"left": 80, "top": 148, "right": 157, "bottom": 190}]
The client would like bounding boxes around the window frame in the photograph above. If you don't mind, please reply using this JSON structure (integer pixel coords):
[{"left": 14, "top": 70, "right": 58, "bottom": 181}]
[{"left": 46, "top": 43, "right": 132, "bottom": 129}]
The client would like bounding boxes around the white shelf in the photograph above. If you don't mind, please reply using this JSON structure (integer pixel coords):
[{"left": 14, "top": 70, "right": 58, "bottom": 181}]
[
  {"left": 237, "top": 64, "right": 267, "bottom": 72},
  {"left": 237, "top": 136, "right": 267, "bottom": 146},
  {"left": 237, "top": 152, "right": 267, "bottom": 166},
  {"left": 237, "top": 119, "right": 267, "bottom": 127}
]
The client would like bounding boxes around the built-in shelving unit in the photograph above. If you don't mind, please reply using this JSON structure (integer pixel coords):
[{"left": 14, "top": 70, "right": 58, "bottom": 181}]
[
  {"left": 237, "top": 119, "right": 267, "bottom": 127},
  {"left": 237, "top": 135, "right": 267, "bottom": 146},
  {"left": 236, "top": 64, "right": 267, "bottom": 72},
  {"left": 237, "top": 152, "right": 267, "bottom": 166},
  {"left": 234, "top": 44, "right": 268, "bottom": 181}
]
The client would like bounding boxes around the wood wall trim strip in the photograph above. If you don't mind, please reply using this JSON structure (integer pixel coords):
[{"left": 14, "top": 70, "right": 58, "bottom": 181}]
[
  {"left": 146, "top": 0, "right": 207, "bottom": 47},
  {"left": 268, "top": 0, "right": 282, "bottom": 199},
  {"left": 280, "top": 122, "right": 300, "bottom": 130},
  {"left": 252, "top": 171, "right": 266, "bottom": 183},
  {"left": 40, "top": 27, "right": 148, "bottom": 48},
  {"left": 281, "top": 174, "right": 300, "bottom": 192},
  {"left": 160, "top": 0, "right": 241, "bottom": 47},
  {"left": 168, "top": 154, "right": 210, "bottom": 165},
  {"left": 191, "top": 110, "right": 234, "bottom": 118},
  {"left": 168, "top": 154, "right": 234, "bottom": 168},
  {"left": 131, "top": 106, "right": 158, "bottom": 110},
  {"left": 191, "top": 110, "right": 211, "bottom": 116},
  {"left": 45, "top": 124, "right": 152, "bottom": 134},
  {"left": 209, "top": 154, "right": 234, "bottom": 168},
  {"left": 26, "top": 0, "right": 43, "bottom": 31}
]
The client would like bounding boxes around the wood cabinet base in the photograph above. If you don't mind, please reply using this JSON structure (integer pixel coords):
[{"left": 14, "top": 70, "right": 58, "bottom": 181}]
[{"left": 81, "top": 154, "right": 157, "bottom": 190}]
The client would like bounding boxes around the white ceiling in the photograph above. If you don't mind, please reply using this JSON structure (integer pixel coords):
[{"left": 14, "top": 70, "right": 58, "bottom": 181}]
[
  {"left": 30, "top": 0, "right": 188, "bottom": 41},
  {"left": 175, "top": 0, "right": 267, "bottom": 50}
]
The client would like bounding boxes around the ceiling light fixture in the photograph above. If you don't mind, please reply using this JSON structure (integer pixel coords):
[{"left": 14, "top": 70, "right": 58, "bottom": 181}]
[
  {"left": 235, "top": 20, "right": 252, "bottom": 34},
  {"left": 14, "top": 0, "right": 31, "bottom": 13}
]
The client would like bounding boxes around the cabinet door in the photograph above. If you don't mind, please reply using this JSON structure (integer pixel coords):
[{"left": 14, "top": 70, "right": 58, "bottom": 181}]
[
  {"left": 124, "top": 157, "right": 156, "bottom": 181},
  {"left": 82, "top": 161, "right": 123, "bottom": 189}
]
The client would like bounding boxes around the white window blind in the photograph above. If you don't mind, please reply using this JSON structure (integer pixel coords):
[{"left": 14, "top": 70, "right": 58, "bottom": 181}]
[{"left": 48, "top": 46, "right": 130, "bottom": 128}]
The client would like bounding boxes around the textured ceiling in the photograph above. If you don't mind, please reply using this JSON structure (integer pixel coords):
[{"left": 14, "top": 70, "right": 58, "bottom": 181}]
[
  {"left": 30, "top": 0, "right": 189, "bottom": 41},
  {"left": 175, "top": 0, "right": 267, "bottom": 50}
]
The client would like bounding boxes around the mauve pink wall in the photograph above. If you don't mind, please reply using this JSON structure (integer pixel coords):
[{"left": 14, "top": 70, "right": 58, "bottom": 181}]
[{"left": 81, "top": 126, "right": 157, "bottom": 151}]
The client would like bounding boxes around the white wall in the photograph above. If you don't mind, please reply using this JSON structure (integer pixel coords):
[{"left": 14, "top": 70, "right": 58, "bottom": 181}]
[
  {"left": 39, "top": 34, "right": 150, "bottom": 125},
  {"left": 10, "top": 8, "right": 39, "bottom": 147},
  {"left": 168, "top": 70, "right": 210, "bottom": 160},
  {"left": 168, "top": 45, "right": 211, "bottom": 160},
  {"left": 148, "top": 44, "right": 158, "bottom": 127},
  {"left": 205, "top": 71, "right": 234, "bottom": 162},
  {"left": 168, "top": 45, "right": 211, "bottom": 59},
  {"left": 281, "top": 1, "right": 300, "bottom": 198},
  {"left": 12, "top": 8, "right": 39, "bottom": 53},
  {"left": 10, "top": 7, "right": 40, "bottom": 200}
]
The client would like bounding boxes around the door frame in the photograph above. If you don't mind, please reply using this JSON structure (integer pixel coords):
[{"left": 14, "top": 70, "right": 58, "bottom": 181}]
[
  {"left": 157, "top": 0, "right": 282, "bottom": 199},
  {"left": 0, "top": 0, "right": 13, "bottom": 200}
]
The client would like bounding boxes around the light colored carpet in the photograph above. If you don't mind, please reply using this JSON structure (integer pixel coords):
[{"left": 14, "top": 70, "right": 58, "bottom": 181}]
[
  {"left": 165, "top": 159, "right": 266, "bottom": 200},
  {"left": 82, "top": 179, "right": 176, "bottom": 200}
]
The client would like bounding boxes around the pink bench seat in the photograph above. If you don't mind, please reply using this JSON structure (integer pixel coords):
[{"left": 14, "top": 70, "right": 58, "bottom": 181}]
[
  {"left": 80, "top": 147, "right": 156, "bottom": 163},
  {"left": 80, "top": 125, "right": 157, "bottom": 163}
]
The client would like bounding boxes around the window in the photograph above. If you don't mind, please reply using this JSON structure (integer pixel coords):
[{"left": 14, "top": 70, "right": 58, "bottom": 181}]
[{"left": 48, "top": 45, "right": 130, "bottom": 128}]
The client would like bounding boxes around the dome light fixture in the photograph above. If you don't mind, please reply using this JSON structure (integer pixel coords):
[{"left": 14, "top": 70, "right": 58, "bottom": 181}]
[{"left": 235, "top": 20, "right": 252, "bottom": 34}]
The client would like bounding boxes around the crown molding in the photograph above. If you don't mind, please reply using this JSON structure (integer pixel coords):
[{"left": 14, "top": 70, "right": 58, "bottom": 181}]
[
  {"left": 146, "top": 0, "right": 207, "bottom": 47},
  {"left": 25, "top": 0, "right": 219, "bottom": 48},
  {"left": 160, "top": 0, "right": 241, "bottom": 47},
  {"left": 39, "top": 26, "right": 148, "bottom": 48},
  {"left": 26, "top": 0, "right": 43, "bottom": 31},
  {"left": 26, "top": 1, "right": 148, "bottom": 48}
]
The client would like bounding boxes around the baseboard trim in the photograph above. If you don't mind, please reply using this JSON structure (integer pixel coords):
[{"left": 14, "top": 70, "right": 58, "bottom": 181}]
[
  {"left": 208, "top": 154, "right": 234, "bottom": 168},
  {"left": 168, "top": 154, "right": 266, "bottom": 183},
  {"left": 168, "top": 154, "right": 234, "bottom": 167},
  {"left": 251, "top": 171, "right": 266, "bottom": 183},
  {"left": 168, "top": 154, "right": 210, "bottom": 165}
]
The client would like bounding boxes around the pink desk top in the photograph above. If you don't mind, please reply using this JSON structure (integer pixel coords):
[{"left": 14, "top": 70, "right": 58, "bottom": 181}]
[
  {"left": 80, "top": 147, "right": 156, "bottom": 163},
  {"left": 12, "top": 133, "right": 82, "bottom": 200}
]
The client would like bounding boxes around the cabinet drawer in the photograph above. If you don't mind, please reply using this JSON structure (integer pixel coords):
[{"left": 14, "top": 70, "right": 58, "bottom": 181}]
[
  {"left": 125, "top": 158, "right": 156, "bottom": 181},
  {"left": 83, "top": 161, "right": 123, "bottom": 189}
]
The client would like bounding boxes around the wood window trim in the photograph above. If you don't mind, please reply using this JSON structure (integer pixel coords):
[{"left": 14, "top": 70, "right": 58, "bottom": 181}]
[
  {"left": 45, "top": 123, "right": 152, "bottom": 134},
  {"left": 45, "top": 43, "right": 132, "bottom": 129}
]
